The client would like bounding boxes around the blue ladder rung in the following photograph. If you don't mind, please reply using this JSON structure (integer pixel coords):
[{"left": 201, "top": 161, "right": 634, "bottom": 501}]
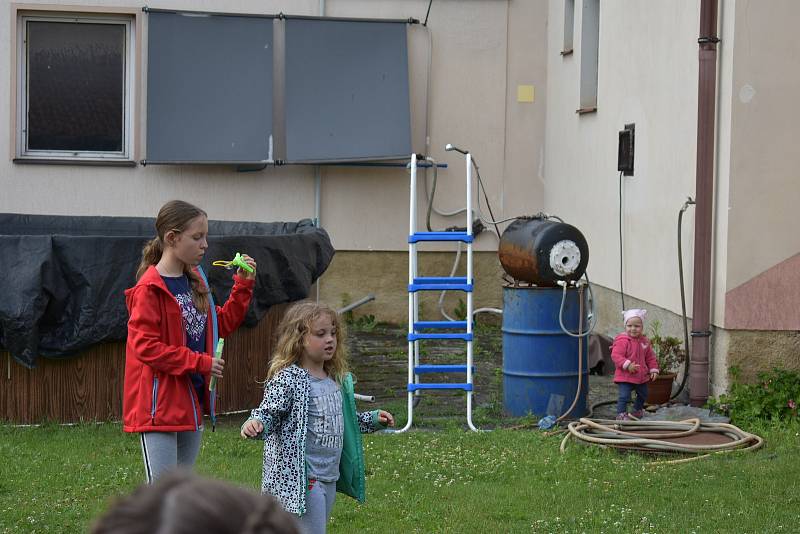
[
  {"left": 408, "top": 383, "right": 474, "bottom": 392},
  {"left": 413, "top": 277, "right": 468, "bottom": 284},
  {"left": 409, "top": 232, "right": 474, "bottom": 243},
  {"left": 409, "top": 283, "right": 473, "bottom": 292},
  {"left": 414, "top": 364, "right": 474, "bottom": 374},
  {"left": 408, "top": 333, "right": 473, "bottom": 341},
  {"left": 414, "top": 321, "right": 469, "bottom": 330}
]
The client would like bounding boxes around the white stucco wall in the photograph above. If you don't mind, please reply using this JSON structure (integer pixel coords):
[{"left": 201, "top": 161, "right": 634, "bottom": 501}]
[
  {"left": 543, "top": 0, "right": 721, "bottom": 322},
  {"left": 725, "top": 0, "right": 800, "bottom": 289}
]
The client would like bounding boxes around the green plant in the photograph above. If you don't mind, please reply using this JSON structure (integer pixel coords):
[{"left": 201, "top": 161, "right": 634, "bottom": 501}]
[
  {"left": 647, "top": 320, "right": 686, "bottom": 374},
  {"left": 353, "top": 314, "right": 378, "bottom": 332},
  {"left": 453, "top": 298, "right": 467, "bottom": 321},
  {"left": 708, "top": 366, "right": 800, "bottom": 424}
]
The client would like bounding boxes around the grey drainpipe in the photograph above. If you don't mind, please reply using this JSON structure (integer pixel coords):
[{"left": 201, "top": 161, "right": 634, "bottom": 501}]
[
  {"left": 689, "top": 0, "right": 719, "bottom": 407},
  {"left": 314, "top": 0, "right": 325, "bottom": 302}
]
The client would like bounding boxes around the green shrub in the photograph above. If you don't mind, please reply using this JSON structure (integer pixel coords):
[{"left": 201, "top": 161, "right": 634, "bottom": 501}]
[
  {"left": 708, "top": 366, "right": 800, "bottom": 424},
  {"left": 453, "top": 298, "right": 468, "bottom": 321},
  {"left": 648, "top": 320, "right": 686, "bottom": 373},
  {"left": 353, "top": 314, "right": 378, "bottom": 332}
]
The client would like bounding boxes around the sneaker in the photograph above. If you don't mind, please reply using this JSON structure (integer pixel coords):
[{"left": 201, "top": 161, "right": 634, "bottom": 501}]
[
  {"left": 615, "top": 412, "right": 630, "bottom": 421},
  {"left": 630, "top": 410, "right": 644, "bottom": 419}
]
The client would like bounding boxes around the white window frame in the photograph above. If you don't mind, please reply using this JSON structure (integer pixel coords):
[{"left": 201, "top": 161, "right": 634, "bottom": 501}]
[{"left": 15, "top": 12, "right": 135, "bottom": 161}]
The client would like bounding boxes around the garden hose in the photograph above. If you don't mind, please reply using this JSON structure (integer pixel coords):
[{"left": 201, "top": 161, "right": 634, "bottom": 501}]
[
  {"left": 555, "top": 284, "right": 586, "bottom": 423},
  {"left": 560, "top": 417, "right": 763, "bottom": 464},
  {"left": 672, "top": 197, "right": 695, "bottom": 400}
]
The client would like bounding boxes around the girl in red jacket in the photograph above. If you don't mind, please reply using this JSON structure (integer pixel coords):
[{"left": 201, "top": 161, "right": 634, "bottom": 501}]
[
  {"left": 610, "top": 309, "right": 660, "bottom": 420},
  {"left": 124, "top": 200, "right": 256, "bottom": 483}
]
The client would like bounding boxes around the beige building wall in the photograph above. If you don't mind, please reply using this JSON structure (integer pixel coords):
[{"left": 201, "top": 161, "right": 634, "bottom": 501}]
[
  {"left": 541, "top": 1, "right": 735, "bottom": 393},
  {"left": 723, "top": 0, "right": 800, "bottom": 331},
  {"left": 2, "top": 0, "right": 548, "bottom": 321},
  {"left": 543, "top": 0, "right": 799, "bottom": 394},
  {"left": 543, "top": 0, "right": 704, "bottom": 320},
  {"left": 2, "top": 0, "right": 547, "bottom": 250}
]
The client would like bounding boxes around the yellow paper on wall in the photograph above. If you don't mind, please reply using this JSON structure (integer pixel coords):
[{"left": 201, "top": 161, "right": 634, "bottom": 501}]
[{"left": 517, "top": 85, "right": 535, "bottom": 103}]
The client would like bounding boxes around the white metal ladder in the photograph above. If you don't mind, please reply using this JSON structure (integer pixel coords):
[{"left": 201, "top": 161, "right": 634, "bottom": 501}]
[{"left": 395, "top": 151, "right": 479, "bottom": 432}]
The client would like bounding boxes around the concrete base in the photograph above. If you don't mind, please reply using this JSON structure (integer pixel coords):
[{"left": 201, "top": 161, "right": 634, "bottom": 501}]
[
  {"left": 316, "top": 252, "right": 798, "bottom": 397},
  {"left": 587, "top": 283, "right": 800, "bottom": 397}
]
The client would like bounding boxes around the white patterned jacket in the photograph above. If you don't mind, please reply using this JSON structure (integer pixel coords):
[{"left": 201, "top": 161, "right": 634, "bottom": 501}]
[{"left": 244, "top": 364, "right": 383, "bottom": 515}]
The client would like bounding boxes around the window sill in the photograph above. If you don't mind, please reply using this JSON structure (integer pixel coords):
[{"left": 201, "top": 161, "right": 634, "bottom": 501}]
[
  {"left": 560, "top": 48, "right": 573, "bottom": 56},
  {"left": 576, "top": 107, "right": 597, "bottom": 115},
  {"left": 13, "top": 158, "right": 137, "bottom": 167}
]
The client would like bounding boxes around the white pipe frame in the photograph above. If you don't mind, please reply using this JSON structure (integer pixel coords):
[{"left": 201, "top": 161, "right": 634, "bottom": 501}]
[{"left": 394, "top": 152, "right": 480, "bottom": 433}]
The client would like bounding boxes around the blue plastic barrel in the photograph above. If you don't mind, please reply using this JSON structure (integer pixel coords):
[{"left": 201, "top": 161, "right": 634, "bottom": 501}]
[{"left": 502, "top": 286, "right": 589, "bottom": 418}]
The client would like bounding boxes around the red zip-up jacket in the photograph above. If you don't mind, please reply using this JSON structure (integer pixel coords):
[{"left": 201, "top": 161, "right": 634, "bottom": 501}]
[{"left": 123, "top": 265, "right": 254, "bottom": 432}]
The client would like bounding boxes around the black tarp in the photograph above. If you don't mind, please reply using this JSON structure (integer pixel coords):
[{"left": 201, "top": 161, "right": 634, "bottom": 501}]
[{"left": 0, "top": 213, "right": 334, "bottom": 368}]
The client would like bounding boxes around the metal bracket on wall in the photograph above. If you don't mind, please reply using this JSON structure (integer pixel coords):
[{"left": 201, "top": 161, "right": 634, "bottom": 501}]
[{"left": 690, "top": 330, "right": 713, "bottom": 338}]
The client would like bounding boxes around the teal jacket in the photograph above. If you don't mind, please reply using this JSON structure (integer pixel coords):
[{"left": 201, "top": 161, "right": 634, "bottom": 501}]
[{"left": 244, "top": 365, "right": 384, "bottom": 515}]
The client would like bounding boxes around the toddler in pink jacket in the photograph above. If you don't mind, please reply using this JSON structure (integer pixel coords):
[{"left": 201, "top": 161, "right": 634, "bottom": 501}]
[{"left": 610, "top": 309, "right": 660, "bottom": 420}]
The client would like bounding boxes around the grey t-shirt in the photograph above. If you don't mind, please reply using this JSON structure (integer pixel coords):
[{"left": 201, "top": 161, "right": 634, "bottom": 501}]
[{"left": 305, "top": 376, "right": 344, "bottom": 482}]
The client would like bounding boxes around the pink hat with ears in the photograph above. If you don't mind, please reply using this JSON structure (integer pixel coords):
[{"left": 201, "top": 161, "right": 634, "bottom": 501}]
[{"left": 623, "top": 308, "right": 647, "bottom": 325}]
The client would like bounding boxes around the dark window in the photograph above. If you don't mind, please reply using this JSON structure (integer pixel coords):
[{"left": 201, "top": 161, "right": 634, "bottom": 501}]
[
  {"left": 578, "top": 0, "right": 599, "bottom": 113},
  {"left": 21, "top": 17, "right": 131, "bottom": 158}
]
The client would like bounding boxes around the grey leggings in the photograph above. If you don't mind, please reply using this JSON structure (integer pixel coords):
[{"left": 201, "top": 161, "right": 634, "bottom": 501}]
[
  {"left": 297, "top": 479, "right": 337, "bottom": 534},
  {"left": 139, "top": 429, "right": 203, "bottom": 484}
]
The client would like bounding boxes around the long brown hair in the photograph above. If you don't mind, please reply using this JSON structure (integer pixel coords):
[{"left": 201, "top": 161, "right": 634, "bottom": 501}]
[
  {"left": 266, "top": 301, "right": 349, "bottom": 383},
  {"left": 136, "top": 200, "right": 210, "bottom": 312}
]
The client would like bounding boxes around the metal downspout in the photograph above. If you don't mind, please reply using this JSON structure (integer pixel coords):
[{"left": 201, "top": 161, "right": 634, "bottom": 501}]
[
  {"left": 689, "top": 0, "right": 719, "bottom": 407},
  {"left": 314, "top": 0, "right": 325, "bottom": 302}
]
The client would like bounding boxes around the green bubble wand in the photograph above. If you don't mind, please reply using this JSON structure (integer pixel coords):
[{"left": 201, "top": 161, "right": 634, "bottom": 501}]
[
  {"left": 209, "top": 338, "right": 225, "bottom": 392},
  {"left": 212, "top": 252, "right": 254, "bottom": 273}
]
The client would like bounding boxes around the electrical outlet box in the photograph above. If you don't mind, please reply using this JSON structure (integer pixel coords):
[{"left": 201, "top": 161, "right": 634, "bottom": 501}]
[{"left": 618, "top": 123, "right": 635, "bottom": 176}]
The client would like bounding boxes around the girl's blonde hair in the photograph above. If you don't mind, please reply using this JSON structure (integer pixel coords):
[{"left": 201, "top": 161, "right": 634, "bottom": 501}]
[
  {"left": 136, "top": 200, "right": 210, "bottom": 313},
  {"left": 266, "top": 301, "right": 349, "bottom": 383}
]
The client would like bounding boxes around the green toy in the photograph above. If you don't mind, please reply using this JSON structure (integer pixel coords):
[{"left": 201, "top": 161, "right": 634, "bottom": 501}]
[
  {"left": 209, "top": 338, "right": 225, "bottom": 392},
  {"left": 212, "top": 252, "right": 254, "bottom": 273}
]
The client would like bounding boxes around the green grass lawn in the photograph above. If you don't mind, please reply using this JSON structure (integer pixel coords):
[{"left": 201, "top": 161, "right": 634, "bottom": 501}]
[{"left": 1, "top": 417, "right": 798, "bottom": 533}]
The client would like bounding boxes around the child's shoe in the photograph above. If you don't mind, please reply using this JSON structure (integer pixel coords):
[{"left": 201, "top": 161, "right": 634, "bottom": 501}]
[
  {"left": 615, "top": 412, "right": 630, "bottom": 421},
  {"left": 630, "top": 410, "right": 645, "bottom": 419}
]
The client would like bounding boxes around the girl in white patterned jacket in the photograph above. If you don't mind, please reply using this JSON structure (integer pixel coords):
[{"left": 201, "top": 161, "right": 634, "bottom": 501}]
[{"left": 241, "top": 301, "right": 394, "bottom": 534}]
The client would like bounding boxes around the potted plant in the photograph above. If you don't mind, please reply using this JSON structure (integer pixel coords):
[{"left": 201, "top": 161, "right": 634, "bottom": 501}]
[{"left": 646, "top": 320, "right": 686, "bottom": 404}]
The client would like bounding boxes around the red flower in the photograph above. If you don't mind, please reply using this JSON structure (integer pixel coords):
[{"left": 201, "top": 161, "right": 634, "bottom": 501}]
[{"left": 788, "top": 399, "right": 796, "bottom": 410}]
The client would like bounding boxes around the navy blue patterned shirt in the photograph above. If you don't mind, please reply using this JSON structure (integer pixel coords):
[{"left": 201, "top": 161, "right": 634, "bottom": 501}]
[{"left": 162, "top": 275, "right": 208, "bottom": 406}]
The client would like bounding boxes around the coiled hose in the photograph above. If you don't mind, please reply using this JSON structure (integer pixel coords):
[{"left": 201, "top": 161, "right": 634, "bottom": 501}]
[{"left": 560, "top": 417, "right": 763, "bottom": 464}]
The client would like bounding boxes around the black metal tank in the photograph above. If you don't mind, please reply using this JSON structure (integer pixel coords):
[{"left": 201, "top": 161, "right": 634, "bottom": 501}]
[{"left": 498, "top": 216, "right": 589, "bottom": 286}]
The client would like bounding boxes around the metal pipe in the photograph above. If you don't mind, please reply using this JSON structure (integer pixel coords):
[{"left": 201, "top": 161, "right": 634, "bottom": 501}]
[
  {"left": 282, "top": 14, "right": 419, "bottom": 24},
  {"left": 294, "top": 161, "right": 446, "bottom": 168},
  {"left": 142, "top": 7, "right": 278, "bottom": 18},
  {"left": 337, "top": 294, "right": 375, "bottom": 315},
  {"left": 396, "top": 154, "right": 419, "bottom": 434},
  {"left": 465, "top": 152, "right": 477, "bottom": 432},
  {"left": 314, "top": 167, "right": 321, "bottom": 227},
  {"left": 142, "top": 160, "right": 272, "bottom": 165},
  {"left": 689, "top": 0, "right": 719, "bottom": 407}
]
